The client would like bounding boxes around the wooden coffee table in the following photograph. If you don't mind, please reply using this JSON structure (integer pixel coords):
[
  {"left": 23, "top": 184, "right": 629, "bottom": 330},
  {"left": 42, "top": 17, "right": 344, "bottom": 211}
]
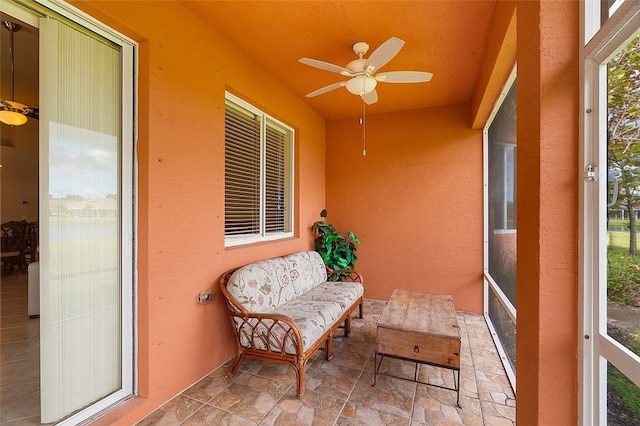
[{"left": 374, "top": 289, "right": 462, "bottom": 405}]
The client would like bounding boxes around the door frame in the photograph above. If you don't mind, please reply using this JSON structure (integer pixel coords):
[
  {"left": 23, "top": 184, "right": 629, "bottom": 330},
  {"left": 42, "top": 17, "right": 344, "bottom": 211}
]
[{"left": 581, "top": 1, "right": 640, "bottom": 424}]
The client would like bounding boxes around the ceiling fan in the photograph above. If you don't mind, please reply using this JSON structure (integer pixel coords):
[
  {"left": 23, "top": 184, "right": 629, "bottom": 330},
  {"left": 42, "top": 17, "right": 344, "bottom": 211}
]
[
  {"left": 299, "top": 36, "right": 433, "bottom": 105},
  {"left": 0, "top": 21, "right": 38, "bottom": 126}
]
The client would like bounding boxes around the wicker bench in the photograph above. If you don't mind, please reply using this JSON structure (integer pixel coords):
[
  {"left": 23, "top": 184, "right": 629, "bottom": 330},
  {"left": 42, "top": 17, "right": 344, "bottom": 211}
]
[{"left": 219, "top": 250, "right": 364, "bottom": 398}]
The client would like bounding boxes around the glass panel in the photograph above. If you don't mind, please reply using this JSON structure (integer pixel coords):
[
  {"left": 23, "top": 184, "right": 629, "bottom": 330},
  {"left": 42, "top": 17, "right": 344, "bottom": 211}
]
[
  {"left": 265, "top": 120, "right": 291, "bottom": 235},
  {"left": 606, "top": 0, "right": 626, "bottom": 22},
  {"left": 607, "top": 361, "right": 640, "bottom": 424},
  {"left": 488, "top": 289, "right": 516, "bottom": 372},
  {"left": 40, "top": 17, "right": 122, "bottom": 422},
  {"left": 606, "top": 34, "right": 640, "bottom": 357},
  {"left": 487, "top": 83, "right": 517, "bottom": 306}
]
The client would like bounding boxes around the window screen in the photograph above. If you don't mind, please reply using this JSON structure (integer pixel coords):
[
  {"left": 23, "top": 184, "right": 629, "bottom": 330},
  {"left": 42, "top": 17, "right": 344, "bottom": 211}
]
[{"left": 484, "top": 78, "right": 517, "bottom": 386}]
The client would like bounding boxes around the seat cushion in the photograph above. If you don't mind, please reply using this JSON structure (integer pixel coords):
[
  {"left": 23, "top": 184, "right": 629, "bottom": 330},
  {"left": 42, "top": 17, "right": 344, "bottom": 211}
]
[
  {"left": 304, "top": 281, "right": 364, "bottom": 311},
  {"left": 233, "top": 282, "right": 363, "bottom": 354},
  {"left": 273, "top": 299, "right": 345, "bottom": 353}
]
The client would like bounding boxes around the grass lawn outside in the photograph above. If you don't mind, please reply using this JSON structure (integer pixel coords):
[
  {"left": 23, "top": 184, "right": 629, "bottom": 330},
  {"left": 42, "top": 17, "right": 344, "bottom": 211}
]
[{"left": 607, "top": 225, "right": 640, "bottom": 423}]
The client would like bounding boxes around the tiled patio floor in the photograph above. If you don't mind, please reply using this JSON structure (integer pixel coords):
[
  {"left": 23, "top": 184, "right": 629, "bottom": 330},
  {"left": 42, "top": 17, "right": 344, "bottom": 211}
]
[
  {"left": 0, "top": 271, "right": 41, "bottom": 426},
  {"left": 137, "top": 299, "right": 516, "bottom": 426}
]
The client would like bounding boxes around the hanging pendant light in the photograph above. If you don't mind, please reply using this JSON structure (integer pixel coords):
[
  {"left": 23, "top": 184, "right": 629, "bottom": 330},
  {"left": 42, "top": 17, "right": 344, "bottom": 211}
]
[{"left": 0, "top": 21, "right": 33, "bottom": 126}]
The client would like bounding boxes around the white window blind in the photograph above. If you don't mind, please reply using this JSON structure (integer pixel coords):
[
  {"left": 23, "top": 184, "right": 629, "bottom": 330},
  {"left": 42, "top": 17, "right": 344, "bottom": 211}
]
[
  {"left": 224, "top": 94, "right": 293, "bottom": 245},
  {"left": 225, "top": 101, "right": 261, "bottom": 237}
]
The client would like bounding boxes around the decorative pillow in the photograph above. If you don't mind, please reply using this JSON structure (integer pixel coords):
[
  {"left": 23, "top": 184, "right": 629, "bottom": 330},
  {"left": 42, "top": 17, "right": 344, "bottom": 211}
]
[
  {"left": 283, "top": 251, "right": 328, "bottom": 296},
  {"left": 226, "top": 257, "right": 290, "bottom": 313}
]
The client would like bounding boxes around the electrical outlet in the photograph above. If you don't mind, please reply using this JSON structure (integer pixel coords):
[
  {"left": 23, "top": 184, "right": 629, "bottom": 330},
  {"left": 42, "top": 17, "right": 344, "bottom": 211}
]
[{"left": 197, "top": 290, "right": 214, "bottom": 304}]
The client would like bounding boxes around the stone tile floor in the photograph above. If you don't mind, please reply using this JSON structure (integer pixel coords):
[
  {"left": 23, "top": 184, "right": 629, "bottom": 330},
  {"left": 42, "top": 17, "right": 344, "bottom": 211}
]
[
  {"left": 1, "top": 271, "right": 41, "bottom": 426},
  {"left": 137, "top": 299, "right": 516, "bottom": 426}
]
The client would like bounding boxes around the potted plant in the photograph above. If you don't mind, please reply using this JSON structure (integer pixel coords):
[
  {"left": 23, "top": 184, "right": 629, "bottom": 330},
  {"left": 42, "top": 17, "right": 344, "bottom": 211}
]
[{"left": 312, "top": 209, "right": 360, "bottom": 281}]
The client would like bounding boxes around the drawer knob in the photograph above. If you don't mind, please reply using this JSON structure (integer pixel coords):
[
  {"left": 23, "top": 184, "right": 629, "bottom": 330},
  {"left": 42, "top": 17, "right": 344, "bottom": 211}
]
[{"left": 414, "top": 345, "right": 420, "bottom": 353}]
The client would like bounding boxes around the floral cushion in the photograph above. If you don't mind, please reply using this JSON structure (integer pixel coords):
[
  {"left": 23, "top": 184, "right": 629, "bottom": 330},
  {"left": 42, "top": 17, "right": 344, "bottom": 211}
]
[
  {"left": 273, "top": 299, "right": 345, "bottom": 353},
  {"left": 305, "top": 281, "right": 364, "bottom": 311},
  {"left": 226, "top": 251, "right": 363, "bottom": 355},
  {"left": 234, "top": 281, "right": 364, "bottom": 354},
  {"left": 226, "top": 251, "right": 328, "bottom": 313},
  {"left": 283, "top": 251, "right": 328, "bottom": 296}
]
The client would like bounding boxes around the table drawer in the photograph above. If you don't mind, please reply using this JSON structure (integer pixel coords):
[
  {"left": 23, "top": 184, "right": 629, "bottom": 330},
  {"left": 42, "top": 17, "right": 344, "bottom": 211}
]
[{"left": 377, "top": 327, "right": 461, "bottom": 368}]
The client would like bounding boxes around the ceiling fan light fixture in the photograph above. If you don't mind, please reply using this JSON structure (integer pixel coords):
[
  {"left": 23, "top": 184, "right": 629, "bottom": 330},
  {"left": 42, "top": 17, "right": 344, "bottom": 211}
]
[
  {"left": 1, "top": 21, "right": 32, "bottom": 127},
  {"left": 346, "top": 75, "right": 377, "bottom": 96},
  {"left": 0, "top": 100, "right": 29, "bottom": 126}
]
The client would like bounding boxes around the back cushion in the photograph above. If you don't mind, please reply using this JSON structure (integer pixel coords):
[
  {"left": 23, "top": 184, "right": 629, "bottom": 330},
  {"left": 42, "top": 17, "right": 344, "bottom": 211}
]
[
  {"left": 226, "top": 251, "right": 327, "bottom": 313},
  {"left": 283, "top": 251, "right": 328, "bottom": 296}
]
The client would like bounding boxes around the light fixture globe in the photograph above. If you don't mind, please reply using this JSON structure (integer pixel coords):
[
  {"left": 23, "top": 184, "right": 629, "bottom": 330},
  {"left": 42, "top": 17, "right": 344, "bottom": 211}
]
[
  {"left": 0, "top": 100, "right": 29, "bottom": 125},
  {"left": 345, "top": 75, "right": 377, "bottom": 96}
]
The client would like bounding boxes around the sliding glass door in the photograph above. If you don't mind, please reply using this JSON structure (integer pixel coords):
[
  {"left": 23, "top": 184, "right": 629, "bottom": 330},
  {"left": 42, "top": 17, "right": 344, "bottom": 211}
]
[{"left": 34, "top": 1, "right": 135, "bottom": 423}]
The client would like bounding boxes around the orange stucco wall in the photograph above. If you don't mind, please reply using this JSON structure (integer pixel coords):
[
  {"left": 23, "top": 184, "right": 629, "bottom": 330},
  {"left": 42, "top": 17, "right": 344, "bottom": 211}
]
[
  {"left": 471, "top": 0, "right": 516, "bottom": 129},
  {"left": 516, "top": 0, "right": 579, "bottom": 424},
  {"left": 69, "top": 2, "right": 327, "bottom": 424},
  {"left": 325, "top": 104, "right": 483, "bottom": 313}
]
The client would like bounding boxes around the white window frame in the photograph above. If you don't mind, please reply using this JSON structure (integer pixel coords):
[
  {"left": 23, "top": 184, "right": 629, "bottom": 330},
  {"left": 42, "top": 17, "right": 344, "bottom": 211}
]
[
  {"left": 224, "top": 92, "right": 294, "bottom": 247},
  {"left": 582, "top": 1, "right": 640, "bottom": 424}
]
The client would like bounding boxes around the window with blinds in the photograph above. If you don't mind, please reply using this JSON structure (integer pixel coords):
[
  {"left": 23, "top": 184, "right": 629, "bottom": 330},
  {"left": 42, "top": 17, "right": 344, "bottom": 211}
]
[{"left": 224, "top": 93, "right": 293, "bottom": 245}]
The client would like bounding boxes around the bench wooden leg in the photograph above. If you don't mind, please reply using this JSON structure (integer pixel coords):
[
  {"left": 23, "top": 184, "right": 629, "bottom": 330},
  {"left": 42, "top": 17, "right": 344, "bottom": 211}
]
[
  {"left": 325, "top": 335, "right": 334, "bottom": 361},
  {"left": 295, "top": 360, "right": 306, "bottom": 398}
]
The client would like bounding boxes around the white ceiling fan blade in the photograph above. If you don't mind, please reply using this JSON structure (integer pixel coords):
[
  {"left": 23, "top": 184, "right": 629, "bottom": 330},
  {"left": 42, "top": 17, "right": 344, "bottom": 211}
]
[
  {"left": 364, "top": 37, "right": 405, "bottom": 74},
  {"left": 305, "top": 81, "right": 347, "bottom": 98},
  {"left": 375, "top": 71, "right": 433, "bottom": 83},
  {"left": 299, "top": 58, "right": 353, "bottom": 76},
  {"left": 361, "top": 89, "right": 378, "bottom": 105}
]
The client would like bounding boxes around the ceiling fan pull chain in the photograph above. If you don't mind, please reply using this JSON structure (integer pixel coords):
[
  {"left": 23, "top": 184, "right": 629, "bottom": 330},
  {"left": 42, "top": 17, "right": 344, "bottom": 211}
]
[{"left": 361, "top": 101, "right": 366, "bottom": 156}]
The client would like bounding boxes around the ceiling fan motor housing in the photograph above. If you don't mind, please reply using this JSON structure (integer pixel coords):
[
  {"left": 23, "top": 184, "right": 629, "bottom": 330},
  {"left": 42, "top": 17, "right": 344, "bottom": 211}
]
[
  {"left": 346, "top": 58, "right": 367, "bottom": 74},
  {"left": 345, "top": 57, "right": 376, "bottom": 95}
]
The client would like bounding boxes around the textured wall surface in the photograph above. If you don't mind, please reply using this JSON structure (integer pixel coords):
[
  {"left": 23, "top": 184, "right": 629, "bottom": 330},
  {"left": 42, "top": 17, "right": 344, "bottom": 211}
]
[
  {"left": 326, "top": 103, "right": 483, "bottom": 313},
  {"left": 72, "top": 2, "right": 327, "bottom": 423}
]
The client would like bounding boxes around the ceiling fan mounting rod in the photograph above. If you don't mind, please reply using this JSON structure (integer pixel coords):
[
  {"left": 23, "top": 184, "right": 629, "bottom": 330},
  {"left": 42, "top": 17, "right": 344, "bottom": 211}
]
[
  {"left": 2, "top": 21, "right": 21, "bottom": 101},
  {"left": 0, "top": 20, "right": 36, "bottom": 126}
]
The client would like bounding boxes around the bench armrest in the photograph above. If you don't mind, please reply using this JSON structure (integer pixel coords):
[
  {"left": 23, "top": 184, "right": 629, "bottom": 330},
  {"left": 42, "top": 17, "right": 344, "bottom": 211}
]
[
  {"left": 219, "top": 269, "right": 304, "bottom": 355},
  {"left": 226, "top": 311, "right": 304, "bottom": 355}
]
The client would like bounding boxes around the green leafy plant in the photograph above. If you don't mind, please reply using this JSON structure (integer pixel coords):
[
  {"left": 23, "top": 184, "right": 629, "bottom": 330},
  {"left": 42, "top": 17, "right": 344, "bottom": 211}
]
[
  {"left": 312, "top": 210, "right": 360, "bottom": 281},
  {"left": 607, "top": 247, "right": 640, "bottom": 305},
  {"left": 608, "top": 330, "right": 640, "bottom": 421}
]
